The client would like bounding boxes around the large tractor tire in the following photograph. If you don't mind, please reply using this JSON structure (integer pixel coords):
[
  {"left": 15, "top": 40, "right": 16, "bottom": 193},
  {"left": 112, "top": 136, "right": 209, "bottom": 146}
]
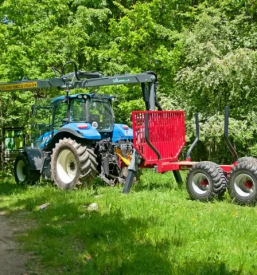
[
  {"left": 14, "top": 154, "right": 40, "bottom": 185},
  {"left": 186, "top": 161, "right": 227, "bottom": 201},
  {"left": 51, "top": 138, "right": 98, "bottom": 189},
  {"left": 228, "top": 160, "right": 257, "bottom": 205}
]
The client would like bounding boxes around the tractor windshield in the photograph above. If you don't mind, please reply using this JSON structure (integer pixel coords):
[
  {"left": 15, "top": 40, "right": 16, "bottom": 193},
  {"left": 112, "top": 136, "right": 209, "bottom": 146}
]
[{"left": 70, "top": 98, "right": 114, "bottom": 131}]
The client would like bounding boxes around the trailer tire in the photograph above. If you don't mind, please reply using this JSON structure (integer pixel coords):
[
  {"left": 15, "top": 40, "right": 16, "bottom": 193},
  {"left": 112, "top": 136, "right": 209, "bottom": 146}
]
[
  {"left": 51, "top": 138, "right": 98, "bottom": 189},
  {"left": 228, "top": 160, "right": 257, "bottom": 205},
  {"left": 186, "top": 161, "right": 227, "bottom": 201},
  {"left": 14, "top": 154, "right": 40, "bottom": 185},
  {"left": 238, "top": 157, "right": 257, "bottom": 163}
]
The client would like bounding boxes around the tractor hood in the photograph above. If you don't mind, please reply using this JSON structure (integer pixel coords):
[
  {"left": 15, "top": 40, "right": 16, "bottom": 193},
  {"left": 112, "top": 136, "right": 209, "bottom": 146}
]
[
  {"left": 112, "top": 124, "right": 133, "bottom": 142},
  {"left": 61, "top": 123, "right": 101, "bottom": 140}
]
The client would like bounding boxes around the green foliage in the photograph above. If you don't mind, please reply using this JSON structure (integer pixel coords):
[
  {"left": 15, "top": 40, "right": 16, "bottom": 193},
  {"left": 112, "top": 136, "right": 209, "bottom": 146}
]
[
  {"left": 175, "top": 5, "right": 257, "bottom": 161},
  {"left": 1, "top": 0, "right": 257, "bottom": 162},
  {"left": 177, "top": 9, "right": 257, "bottom": 115}
]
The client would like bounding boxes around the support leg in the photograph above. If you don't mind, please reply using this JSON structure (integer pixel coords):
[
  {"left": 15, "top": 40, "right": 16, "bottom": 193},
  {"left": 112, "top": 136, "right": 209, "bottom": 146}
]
[
  {"left": 122, "top": 149, "right": 140, "bottom": 194},
  {"left": 173, "top": 170, "right": 183, "bottom": 185},
  {"left": 122, "top": 170, "right": 136, "bottom": 194}
]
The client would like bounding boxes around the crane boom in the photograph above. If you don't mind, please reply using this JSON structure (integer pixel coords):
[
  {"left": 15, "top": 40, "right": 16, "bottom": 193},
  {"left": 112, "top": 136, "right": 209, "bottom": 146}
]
[
  {"left": 0, "top": 72, "right": 155, "bottom": 91},
  {"left": 0, "top": 61, "right": 160, "bottom": 111}
]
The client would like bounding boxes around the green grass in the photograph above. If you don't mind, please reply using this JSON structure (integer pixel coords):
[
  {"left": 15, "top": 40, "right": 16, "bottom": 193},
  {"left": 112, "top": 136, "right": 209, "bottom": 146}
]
[{"left": 1, "top": 171, "right": 257, "bottom": 275}]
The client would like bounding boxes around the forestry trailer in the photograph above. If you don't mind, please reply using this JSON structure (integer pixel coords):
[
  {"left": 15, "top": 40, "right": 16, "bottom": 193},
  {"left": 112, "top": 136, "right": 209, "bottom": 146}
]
[{"left": 1, "top": 61, "right": 257, "bottom": 206}]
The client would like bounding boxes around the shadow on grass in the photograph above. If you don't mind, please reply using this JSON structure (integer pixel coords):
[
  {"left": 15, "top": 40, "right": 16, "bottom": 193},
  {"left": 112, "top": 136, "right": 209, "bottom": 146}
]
[
  {"left": 3, "top": 188, "right": 240, "bottom": 275},
  {"left": 0, "top": 178, "right": 27, "bottom": 196},
  {"left": 0, "top": 178, "right": 55, "bottom": 197},
  {"left": 8, "top": 189, "right": 172, "bottom": 274},
  {"left": 134, "top": 180, "right": 179, "bottom": 192},
  {"left": 132, "top": 170, "right": 182, "bottom": 193},
  {"left": 176, "top": 261, "right": 241, "bottom": 275},
  {"left": 0, "top": 179, "right": 241, "bottom": 275}
]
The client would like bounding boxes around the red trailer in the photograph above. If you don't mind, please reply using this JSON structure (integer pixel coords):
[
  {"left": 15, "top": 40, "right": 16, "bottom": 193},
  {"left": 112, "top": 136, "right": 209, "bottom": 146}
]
[{"left": 123, "top": 107, "right": 257, "bottom": 206}]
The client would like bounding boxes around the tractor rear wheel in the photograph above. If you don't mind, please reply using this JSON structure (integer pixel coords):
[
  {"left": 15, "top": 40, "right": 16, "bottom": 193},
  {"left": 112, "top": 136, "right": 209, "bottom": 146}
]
[
  {"left": 186, "top": 161, "right": 227, "bottom": 201},
  {"left": 14, "top": 154, "right": 40, "bottom": 185},
  {"left": 228, "top": 160, "right": 257, "bottom": 205},
  {"left": 51, "top": 138, "right": 98, "bottom": 189}
]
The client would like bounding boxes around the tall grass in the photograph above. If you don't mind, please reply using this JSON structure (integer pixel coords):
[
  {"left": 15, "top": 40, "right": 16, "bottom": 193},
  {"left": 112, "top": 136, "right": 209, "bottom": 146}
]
[{"left": 0, "top": 171, "right": 257, "bottom": 275}]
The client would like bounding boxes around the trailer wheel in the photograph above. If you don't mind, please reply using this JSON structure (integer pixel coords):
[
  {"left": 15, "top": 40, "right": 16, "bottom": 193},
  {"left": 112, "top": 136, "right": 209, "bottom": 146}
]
[
  {"left": 186, "top": 161, "right": 227, "bottom": 201},
  {"left": 51, "top": 138, "right": 98, "bottom": 189},
  {"left": 228, "top": 160, "right": 257, "bottom": 205},
  {"left": 14, "top": 154, "right": 40, "bottom": 185},
  {"left": 238, "top": 157, "right": 257, "bottom": 163}
]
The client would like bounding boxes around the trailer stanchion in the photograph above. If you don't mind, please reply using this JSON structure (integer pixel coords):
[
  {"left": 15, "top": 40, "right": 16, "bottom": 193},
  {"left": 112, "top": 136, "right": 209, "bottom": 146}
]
[
  {"left": 186, "top": 113, "right": 199, "bottom": 161},
  {"left": 224, "top": 106, "right": 238, "bottom": 162}
]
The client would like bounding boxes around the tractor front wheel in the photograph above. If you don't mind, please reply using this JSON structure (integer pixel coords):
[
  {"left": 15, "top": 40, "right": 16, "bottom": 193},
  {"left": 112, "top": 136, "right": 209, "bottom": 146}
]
[
  {"left": 186, "top": 161, "right": 227, "bottom": 201},
  {"left": 51, "top": 138, "right": 98, "bottom": 189},
  {"left": 228, "top": 160, "right": 257, "bottom": 205},
  {"left": 14, "top": 154, "right": 40, "bottom": 185}
]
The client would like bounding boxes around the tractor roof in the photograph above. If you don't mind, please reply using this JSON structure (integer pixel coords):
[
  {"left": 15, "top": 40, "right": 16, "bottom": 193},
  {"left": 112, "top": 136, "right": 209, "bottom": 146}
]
[{"left": 51, "top": 93, "right": 114, "bottom": 105}]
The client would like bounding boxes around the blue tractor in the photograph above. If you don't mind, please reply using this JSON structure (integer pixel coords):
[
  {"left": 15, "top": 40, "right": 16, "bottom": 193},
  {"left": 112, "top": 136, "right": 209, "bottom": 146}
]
[{"left": 0, "top": 62, "right": 159, "bottom": 189}]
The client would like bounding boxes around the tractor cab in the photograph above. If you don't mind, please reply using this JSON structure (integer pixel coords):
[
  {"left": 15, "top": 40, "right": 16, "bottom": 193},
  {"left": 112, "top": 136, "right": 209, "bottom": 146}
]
[
  {"left": 52, "top": 93, "right": 115, "bottom": 132},
  {"left": 33, "top": 93, "right": 132, "bottom": 150}
]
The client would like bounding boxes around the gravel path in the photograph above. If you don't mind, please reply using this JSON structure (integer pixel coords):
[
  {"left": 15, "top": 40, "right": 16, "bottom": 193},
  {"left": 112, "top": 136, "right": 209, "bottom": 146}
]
[{"left": 0, "top": 214, "right": 28, "bottom": 275}]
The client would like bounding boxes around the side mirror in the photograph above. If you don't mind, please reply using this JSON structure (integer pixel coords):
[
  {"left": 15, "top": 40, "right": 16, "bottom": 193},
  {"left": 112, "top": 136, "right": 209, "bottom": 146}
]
[{"left": 62, "top": 118, "right": 69, "bottom": 124}]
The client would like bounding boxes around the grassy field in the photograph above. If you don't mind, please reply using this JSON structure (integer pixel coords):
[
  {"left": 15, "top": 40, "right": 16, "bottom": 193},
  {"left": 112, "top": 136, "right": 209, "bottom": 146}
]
[{"left": 1, "top": 170, "right": 257, "bottom": 275}]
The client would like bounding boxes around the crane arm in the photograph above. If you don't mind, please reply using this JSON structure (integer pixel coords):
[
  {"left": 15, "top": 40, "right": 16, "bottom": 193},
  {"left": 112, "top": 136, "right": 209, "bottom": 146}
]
[
  {"left": 0, "top": 72, "right": 155, "bottom": 92},
  {"left": 0, "top": 61, "right": 159, "bottom": 110}
]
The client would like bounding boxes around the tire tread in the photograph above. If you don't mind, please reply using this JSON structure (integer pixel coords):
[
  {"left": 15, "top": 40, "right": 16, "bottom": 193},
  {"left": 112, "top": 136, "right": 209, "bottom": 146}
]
[
  {"left": 51, "top": 138, "right": 98, "bottom": 189},
  {"left": 186, "top": 161, "right": 227, "bottom": 201},
  {"left": 228, "top": 160, "right": 257, "bottom": 205}
]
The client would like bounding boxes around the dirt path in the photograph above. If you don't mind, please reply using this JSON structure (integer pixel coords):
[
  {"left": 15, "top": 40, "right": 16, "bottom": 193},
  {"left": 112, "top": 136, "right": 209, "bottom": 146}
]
[{"left": 0, "top": 214, "right": 28, "bottom": 275}]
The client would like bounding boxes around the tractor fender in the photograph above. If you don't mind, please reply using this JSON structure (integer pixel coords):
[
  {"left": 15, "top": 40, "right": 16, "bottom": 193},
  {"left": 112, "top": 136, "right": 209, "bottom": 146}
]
[
  {"left": 48, "top": 124, "right": 101, "bottom": 150},
  {"left": 55, "top": 128, "right": 86, "bottom": 140},
  {"left": 61, "top": 123, "right": 101, "bottom": 139},
  {"left": 47, "top": 129, "right": 83, "bottom": 150},
  {"left": 112, "top": 124, "right": 133, "bottom": 142},
  {"left": 38, "top": 129, "right": 83, "bottom": 150},
  {"left": 22, "top": 147, "right": 44, "bottom": 170}
]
